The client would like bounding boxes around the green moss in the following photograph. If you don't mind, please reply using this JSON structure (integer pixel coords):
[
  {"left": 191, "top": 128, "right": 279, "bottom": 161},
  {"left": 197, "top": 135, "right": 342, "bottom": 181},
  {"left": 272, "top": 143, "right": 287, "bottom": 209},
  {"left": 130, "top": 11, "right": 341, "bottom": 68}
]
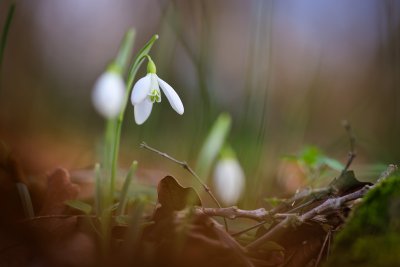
[{"left": 325, "top": 172, "right": 400, "bottom": 267}]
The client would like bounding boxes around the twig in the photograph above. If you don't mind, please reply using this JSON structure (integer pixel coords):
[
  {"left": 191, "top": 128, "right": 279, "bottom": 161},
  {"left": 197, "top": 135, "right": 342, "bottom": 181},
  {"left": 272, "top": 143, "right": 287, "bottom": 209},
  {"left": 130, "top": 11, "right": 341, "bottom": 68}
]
[
  {"left": 271, "top": 187, "right": 333, "bottom": 215},
  {"left": 231, "top": 221, "right": 267, "bottom": 237},
  {"left": 246, "top": 164, "right": 397, "bottom": 250},
  {"left": 209, "top": 217, "right": 255, "bottom": 267},
  {"left": 314, "top": 230, "right": 331, "bottom": 267},
  {"left": 340, "top": 120, "right": 356, "bottom": 176},
  {"left": 246, "top": 214, "right": 302, "bottom": 250},
  {"left": 299, "top": 186, "right": 369, "bottom": 221},
  {"left": 140, "top": 142, "right": 228, "bottom": 230},
  {"left": 377, "top": 164, "right": 398, "bottom": 183},
  {"left": 327, "top": 229, "right": 332, "bottom": 256},
  {"left": 301, "top": 164, "right": 397, "bottom": 221},
  {"left": 200, "top": 207, "right": 269, "bottom": 221},
  {"left": 286, "top": 199, "right": 316, "bottom": 214},
  {"left": 18, "top": 214, "right": 94, "bottom": 222},
  {"left": 274, "top": 123, "right": 357, "bottom": 216},
  {"left": 199, "top": 207, "right": 296, "bottom": 222}
]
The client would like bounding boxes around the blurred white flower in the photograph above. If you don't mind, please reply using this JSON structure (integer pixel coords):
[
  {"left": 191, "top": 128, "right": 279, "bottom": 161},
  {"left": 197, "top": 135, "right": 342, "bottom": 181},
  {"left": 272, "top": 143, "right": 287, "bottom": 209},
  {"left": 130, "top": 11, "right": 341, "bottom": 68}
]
[
  {"left": 130, "top": 58, "right": 184, "bottom": 125},
  {"left": 213, "top": 157, "right": 245, "bottom": 206},
  {"left": 92, "top": 71, "right": 125, "bottom": 119}
]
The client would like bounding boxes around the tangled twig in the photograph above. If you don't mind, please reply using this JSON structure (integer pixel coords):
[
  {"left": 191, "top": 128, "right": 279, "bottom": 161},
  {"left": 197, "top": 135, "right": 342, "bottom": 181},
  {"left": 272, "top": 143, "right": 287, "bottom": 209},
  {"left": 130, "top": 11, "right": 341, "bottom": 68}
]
[
  {"left": 245, "top": 164, "right": 397, "bottom": 250},
  {"left": 140, "top": 141, "right": 228, "bottom": 230}
]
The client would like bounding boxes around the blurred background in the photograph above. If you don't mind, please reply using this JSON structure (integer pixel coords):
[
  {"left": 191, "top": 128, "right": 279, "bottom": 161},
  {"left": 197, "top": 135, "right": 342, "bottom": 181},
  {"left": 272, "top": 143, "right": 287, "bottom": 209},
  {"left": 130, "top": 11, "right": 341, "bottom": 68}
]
[{"left": 1, "top": 0, "right": 399, "bottom": 205}]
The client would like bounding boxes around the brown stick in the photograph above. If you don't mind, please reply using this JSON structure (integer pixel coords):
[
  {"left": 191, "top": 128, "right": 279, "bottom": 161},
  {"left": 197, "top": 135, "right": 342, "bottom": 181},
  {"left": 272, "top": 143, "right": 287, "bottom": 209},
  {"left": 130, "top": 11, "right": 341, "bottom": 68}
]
[
  {"left": 231, "top": 221, "right": 267, "bottom": 237},
  {"left": 200, "top": 207, "right": 270, "bottom": 221},
  {"left": 199, "top": 207, "right": 296, "bottom": 223},
  {"left": 274, "top": 122, "right": 357, "bottom": 216},
  {"left": 314, "top": 230, "right": 331, "bottom": 267},
  {"left": 340, "top": 120, "right": 357, "bottom": 176},
  {"left": 140, "top": 142, "right": 228, "bottom": 230},
  {"left": 299, "top": 185, "right": 370, "bottom": 221},
  {"left": 208, "top": 217, "right": 255, "bottom": 267},
  {"left": 18, "top": 214, "right": 94, "bottom": 222},
  {"left": 246, "top": 164, "right": 397, "bottom": 250},
  {"left": 246, "top": 215, "right": 302, "bottom": 250},
  {"left": 301, "top": 164, "right": 397, "bottom": 221}
]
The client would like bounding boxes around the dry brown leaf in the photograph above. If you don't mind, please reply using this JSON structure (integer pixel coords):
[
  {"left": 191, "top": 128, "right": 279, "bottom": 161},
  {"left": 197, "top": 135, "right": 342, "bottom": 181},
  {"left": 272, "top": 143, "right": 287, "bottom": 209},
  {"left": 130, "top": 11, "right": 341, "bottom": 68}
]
[
  {"left": 30, "top": 168, "right": 96, "bottom": 267},
  {"left": 157, "top": 175, "right": 202, "bottom": 212},
  {"left": 39, "top": 168, "right": 80, "bottom": 215}
]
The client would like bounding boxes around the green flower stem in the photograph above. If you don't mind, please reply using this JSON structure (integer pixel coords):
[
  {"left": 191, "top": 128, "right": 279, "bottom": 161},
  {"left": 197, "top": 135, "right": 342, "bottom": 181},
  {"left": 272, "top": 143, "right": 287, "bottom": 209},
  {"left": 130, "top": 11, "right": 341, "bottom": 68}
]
[
  {"left": 108, "top": 34, "right": 159, "bottom": 207},
  {"left": 94, "top": 163, "right": 102, "bottom": 215},
  {"left": 104, "top": 119, "right": 115, "bottom": 172}
]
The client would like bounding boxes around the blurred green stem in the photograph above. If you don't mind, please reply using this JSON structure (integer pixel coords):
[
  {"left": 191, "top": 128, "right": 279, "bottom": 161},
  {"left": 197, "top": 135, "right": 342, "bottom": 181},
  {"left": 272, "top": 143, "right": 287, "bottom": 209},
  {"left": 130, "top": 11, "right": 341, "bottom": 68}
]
[
  {"left": 0, "top": 2, "right": 15, "bottom": 86},
  {"left": 107, "top": 29, "right": 136, "bottom": 203},
  {"left": 104, "top": 119, "right": 115, "bottom": 173}
]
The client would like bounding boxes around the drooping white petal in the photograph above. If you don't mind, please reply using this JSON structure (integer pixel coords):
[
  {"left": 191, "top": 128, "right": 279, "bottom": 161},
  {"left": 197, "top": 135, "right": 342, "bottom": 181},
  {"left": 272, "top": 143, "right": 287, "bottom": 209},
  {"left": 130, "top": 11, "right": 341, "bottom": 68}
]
[
  {"left": 131, "top": 74, "right": 152, "bottom": 105},
  {"left": 157, "top": 76, "right": 184, "bottom": 115},
  {"left": 134, "top": 98, "right": 153, "bottom": 125},
  {"left": 213, "top": 158, "right": 245, "bottom": 206},
  {"left": 92, "top": 72, "right": 125, "bottom": 118}
]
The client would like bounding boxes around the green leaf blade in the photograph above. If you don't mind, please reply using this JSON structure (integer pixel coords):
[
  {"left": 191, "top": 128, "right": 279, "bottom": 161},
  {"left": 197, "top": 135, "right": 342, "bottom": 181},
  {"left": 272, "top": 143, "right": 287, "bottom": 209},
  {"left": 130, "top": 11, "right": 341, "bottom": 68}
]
[
  {"left": 322, "top": 157, "right": 344, "bottom": 171},
  {"left": 114, "top": 28, "right": 136, "bottom": 73},
  {"left": 117, "top": 160, "right": 138, "bottom": 216},
  {"left": 65, "top": 200, "right": 92, "bottom": 215},
  {"left": 0, "top": 3, "right": 15, "bottom": 73},
  {"left": 196, "top": 113, "right": 232, "bottom": 179},
  {"left": 16, "top": 182, "right": 34, "bottom": 218}
]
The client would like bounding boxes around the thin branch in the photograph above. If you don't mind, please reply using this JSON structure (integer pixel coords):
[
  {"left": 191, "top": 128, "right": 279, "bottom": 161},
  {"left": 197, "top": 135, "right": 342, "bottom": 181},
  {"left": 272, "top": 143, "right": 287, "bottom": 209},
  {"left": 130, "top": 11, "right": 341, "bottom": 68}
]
[
  {"left": 246, "top": 215, "right": 302, "bottom": 250},
  {"left": 286, "top": 199, "right": 315, "bottom": 214},
  {"left": 314, "top": 230, "right": 331, "bottom": 267},
  {"left": 327, "top": 229, "right": 332, "bottom": 256},
  {"left": 274, "top": 123, "right": 357, "bottom": 216},
  {"left": 299, "top": 186, "right": 369, "bottom": 221},
  {"left": 199, "top": 206, "right": 295, "bottom": 222},
  {"left": 301, "top": 164, "right": 397, "bottom": 221},
  {"left": 209, "top": 217, "right": 255, "bottom": 267},
  {"left": 200, "top": 207, "right": 269, "bottom": 221},
  {"left": 231, "top": 221, "right": 267, "bottom": 237},
  {"left": 340, "top": 120, "right": 356, "bottom": 176},
  {"left": 18, "top": 214, "right": 96, "bottom": 223},
  {"left": 140, "top": 142, "right": 228, "bottom": 230},
  {"left": 271, "top": 187, "right": 333, "bottom": 215},
  {"left": 246, "top": 164, "right": 397, "bottom": 250},
  {"left": 377, "top": 164, "right": 398, "bottom": 183}
]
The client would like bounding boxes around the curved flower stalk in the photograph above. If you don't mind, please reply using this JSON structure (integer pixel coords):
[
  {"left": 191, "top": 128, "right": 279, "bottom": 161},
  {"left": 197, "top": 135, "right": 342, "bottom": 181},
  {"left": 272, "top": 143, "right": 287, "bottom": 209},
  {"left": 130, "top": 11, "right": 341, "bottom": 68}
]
[
  {"left": 92, "top": 69, "right": 125, "bottom": 119},
  {"left": 131, "top": 57, "right": 184, "bottom": 124},
  {"left": 213, "top": 146, "right": 246, "bottom": 206}
]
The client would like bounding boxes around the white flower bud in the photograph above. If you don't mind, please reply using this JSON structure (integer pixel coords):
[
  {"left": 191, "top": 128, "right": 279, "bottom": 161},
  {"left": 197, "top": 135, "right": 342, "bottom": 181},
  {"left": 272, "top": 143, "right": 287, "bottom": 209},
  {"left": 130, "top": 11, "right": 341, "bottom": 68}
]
[
  {"left": 213, "top": 158, "right": 245, "bottom": 206},
  {"left": 92, "top": 72, "right": 125, "bottom": 119}
]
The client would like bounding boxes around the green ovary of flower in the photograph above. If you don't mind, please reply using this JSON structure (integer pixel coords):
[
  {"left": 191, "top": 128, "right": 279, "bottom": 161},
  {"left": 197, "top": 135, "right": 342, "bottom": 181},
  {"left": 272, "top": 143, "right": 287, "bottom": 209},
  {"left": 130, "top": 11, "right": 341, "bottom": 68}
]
[{"left": 149, "top": 88, "right": 161, "bottom": 103}]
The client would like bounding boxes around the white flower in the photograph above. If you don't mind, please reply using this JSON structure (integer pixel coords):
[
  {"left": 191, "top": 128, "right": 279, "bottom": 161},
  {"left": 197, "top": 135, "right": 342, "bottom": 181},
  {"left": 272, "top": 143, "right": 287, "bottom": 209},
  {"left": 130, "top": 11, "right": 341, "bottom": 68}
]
[
  {"left": 130, "top": 59, "right": 184, "bottom": 125},
  {"left": 92, "top": 72, "right": 125, "bottom": 119},
  {"left": 213, "top": 158, "right": 245, "bottom": 206}
]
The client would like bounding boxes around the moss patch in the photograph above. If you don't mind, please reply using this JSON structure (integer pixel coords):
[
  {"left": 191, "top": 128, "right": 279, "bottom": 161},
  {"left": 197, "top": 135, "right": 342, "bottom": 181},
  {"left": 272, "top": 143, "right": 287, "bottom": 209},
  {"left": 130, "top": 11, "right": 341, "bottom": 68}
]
[{"left": 325, "top": 172, "right": 400, "bottom": 267}]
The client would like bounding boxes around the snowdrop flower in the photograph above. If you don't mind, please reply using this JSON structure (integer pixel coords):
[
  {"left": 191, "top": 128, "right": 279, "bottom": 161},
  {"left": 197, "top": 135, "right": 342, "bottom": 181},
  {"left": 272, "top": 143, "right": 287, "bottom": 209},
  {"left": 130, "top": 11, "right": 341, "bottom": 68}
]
[
  {"left": 131, "top": 57, "right": 184, "bottom": 125},
  {"left": 92, "top": 70, "right": 125, "bottom": 119},
  {"left": 213, "top": 147, "right": 245, "bottom": 206}
]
